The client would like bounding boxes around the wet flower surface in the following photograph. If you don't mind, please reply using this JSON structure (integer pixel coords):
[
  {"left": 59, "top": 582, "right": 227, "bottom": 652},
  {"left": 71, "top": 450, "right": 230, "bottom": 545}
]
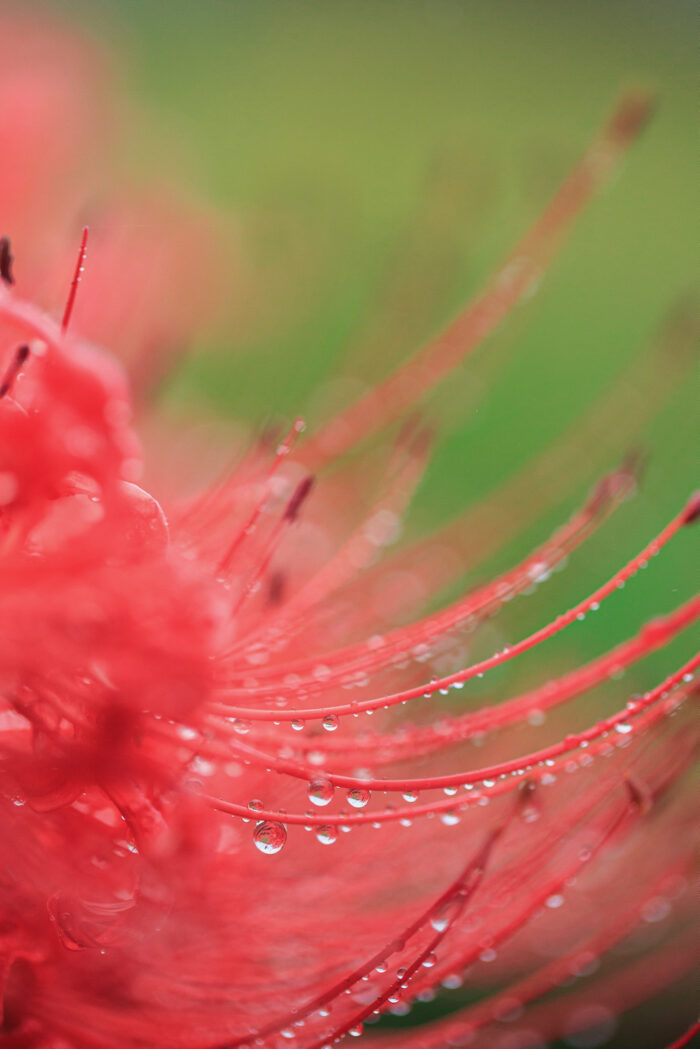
[{"left": 0, "top": 15, "right": 697, "bottom": 1049}]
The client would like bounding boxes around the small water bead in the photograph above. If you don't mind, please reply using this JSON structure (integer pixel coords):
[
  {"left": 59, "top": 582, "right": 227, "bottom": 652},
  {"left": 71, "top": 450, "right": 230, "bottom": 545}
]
[
  {"left": 346, "top": 787, "right": 370, "bottom": 809},
  {"left": 253, "top": 820, "right": 287, "bottom": 855},
  {"left": 232, "top": 719, "right": 251, "bottom": 735},
  {"left": 402, "top": 790, "right": 419, "bottom": 803},
  {"left": 641, "top": 896, "right": 670, "bottom": 923},
  {"left": 348, "top": 1025, "right": 363, "bottom": 1038},
  {"left": 291, "top": 719, "right": 305, "bottom": 732},
  {"left": 443, "top": 786, "right": 458, "bottom": 797},
  {"left": 440, "top": 812, "right": 460, "bottom": 826},
  {"left": 422, "top": 952, "right": 437, "bottom": 968},
  {"left": 248, "top": 799, "right": 264, "bottom": 813},
  {"left": 308, "top": 778, "right": 334, "bottom": 806},
  {"left": 316, "top": 825, "right": 337, "bottom": 845},
  {"left": 389, "top": 1002, "right": 411, "bottom": 1016},
  {"left": 322, "top": 714, "right": 339, "bottom": 732}
]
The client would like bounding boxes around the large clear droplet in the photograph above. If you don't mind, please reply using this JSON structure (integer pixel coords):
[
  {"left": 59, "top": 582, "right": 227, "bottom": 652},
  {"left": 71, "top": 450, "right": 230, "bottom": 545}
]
[
  {"left": 347, "top": 787, "right": 370, "bottom": 809},
  {"left": 253, "top": 820, "right": 287, "bottom": 855},
  {"left": 308, "top": 778, "right": 334, "bottom": 806},
  {"left": 322, "top": 714, "right": 339, "bottom": 732},
  {"left": 316, "top": 824, "right": 337, "bottom": 845}
]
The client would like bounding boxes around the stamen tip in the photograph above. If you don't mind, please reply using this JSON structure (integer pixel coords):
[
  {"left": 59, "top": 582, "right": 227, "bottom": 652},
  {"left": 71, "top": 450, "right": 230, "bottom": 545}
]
[
  {"left": 0, "top": 235, "right": 15, "bottom": 286},
  {"left": 610, "top": 90, "right": 656, "bottom": 143},
  {"left": 285, "top": 475, "right": 315, "bottom": 522},
  {"left": 682, "top": 492, "right": 700, "bottom": 526}
]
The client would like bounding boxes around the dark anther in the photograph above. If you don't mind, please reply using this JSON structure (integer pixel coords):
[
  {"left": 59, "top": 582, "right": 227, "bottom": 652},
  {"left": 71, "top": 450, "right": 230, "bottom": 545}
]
[
  {"left": 284, "top": 476, "right": 314, "bottom": 522},
  {"left": 0, "top": 236, "right": 15, "bottom": 286},
  {"left": 0, "top": 344, "right": 30, "bottom": 398},
  {"left": 683, "top": 492, "right": 700, "bottom": 526}
]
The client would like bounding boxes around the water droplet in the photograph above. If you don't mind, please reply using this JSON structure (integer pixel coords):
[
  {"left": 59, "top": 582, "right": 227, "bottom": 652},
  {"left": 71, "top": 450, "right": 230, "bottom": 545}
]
[
  {"left": 291, "top": 719, "right": 305, "bottom": 731},
  {"left": 347, "top": 787, "right": 370, "bottom": 809},
  {"left": 308, "top": 778, "right": 334, "bottom": 806},
  {"left": 316, "top": 825, "right": 337, "bottom": 845},
  {"left": 253, "top": 820, "right": 287, "bottom": 855},
  {"left": 430, "top": 901, "right": 456, "bottom": 933},
  {"left": 322, "top": 714, "right": 339, "bottom": 732},
  {"left": 641, "top": 896, "right": 670, "bottom": 923},
  {"left": 248, "top": 798, "right": 264, "bottom": 813},
  {"left": 233, "top": 719, "right": 251, "bottom": 735},
  {"left": 402, "top": 790, "right": 419, "bottom": 803}
]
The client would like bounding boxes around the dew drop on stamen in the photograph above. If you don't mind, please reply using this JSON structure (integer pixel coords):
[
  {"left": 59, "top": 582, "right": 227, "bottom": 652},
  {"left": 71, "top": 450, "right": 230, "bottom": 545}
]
[
  {"left": 322, "top": 714, "right": 339, "bottom": 732},
  {"left": 347, "top": 787, "right": 370, "bottom": 808},
  {"left": 308, "top": 778, "right": 334, "bottom": 806},
  {"left": 253, "top": 820, "right": 287, "bottom": 855},
  {"left": 316, "top": 825, "right": 337, "bottom": 845},
  {"left": 402, "top": 790, "right": 419, "bottom": 803}
]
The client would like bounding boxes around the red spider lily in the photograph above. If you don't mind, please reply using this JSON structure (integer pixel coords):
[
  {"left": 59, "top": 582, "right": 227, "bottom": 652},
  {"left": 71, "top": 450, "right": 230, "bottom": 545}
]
[{"left": 0, "top": 20, "right": 698, "bottom": 1049}]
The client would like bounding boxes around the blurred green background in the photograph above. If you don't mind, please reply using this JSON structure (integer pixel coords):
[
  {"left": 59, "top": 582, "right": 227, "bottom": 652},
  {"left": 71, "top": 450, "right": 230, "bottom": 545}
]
[{"left": 13, "top": 1, "right": 700, "bottom": 1045}]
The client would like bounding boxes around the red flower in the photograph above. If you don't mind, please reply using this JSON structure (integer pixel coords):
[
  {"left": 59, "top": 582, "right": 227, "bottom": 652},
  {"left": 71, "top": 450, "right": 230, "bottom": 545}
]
[{"left": 0, "top": 17, "right": 697, "bottom": 1049}]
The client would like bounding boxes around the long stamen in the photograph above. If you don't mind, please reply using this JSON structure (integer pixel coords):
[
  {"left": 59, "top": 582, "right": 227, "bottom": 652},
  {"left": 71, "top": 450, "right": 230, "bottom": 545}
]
[
  {"left": 301, "top": 93, "right": 652, "bottom": 467},
  {"left": 229, "top": 474, "right": 314, "bottom": 618},
  {"left": 0, "top": 343, "right": 30, "bottom": 398},
  {"left": 61, "top": 225, "right": 89, "bottom": 334},
  {"left": 216, "top": 497, "right": 694, "bottom": 721},
  {"left": 238, "top": 596, "right": 700, "bottom": 765},
  {"left": 218, "top": 417, "right": 306, "bottom": 573},
  {"left": 212, "top": 658, "right": 697, "bottom": 799},
  {"left": 218, "top": 458, "right": 637, "bottom": 688}
]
